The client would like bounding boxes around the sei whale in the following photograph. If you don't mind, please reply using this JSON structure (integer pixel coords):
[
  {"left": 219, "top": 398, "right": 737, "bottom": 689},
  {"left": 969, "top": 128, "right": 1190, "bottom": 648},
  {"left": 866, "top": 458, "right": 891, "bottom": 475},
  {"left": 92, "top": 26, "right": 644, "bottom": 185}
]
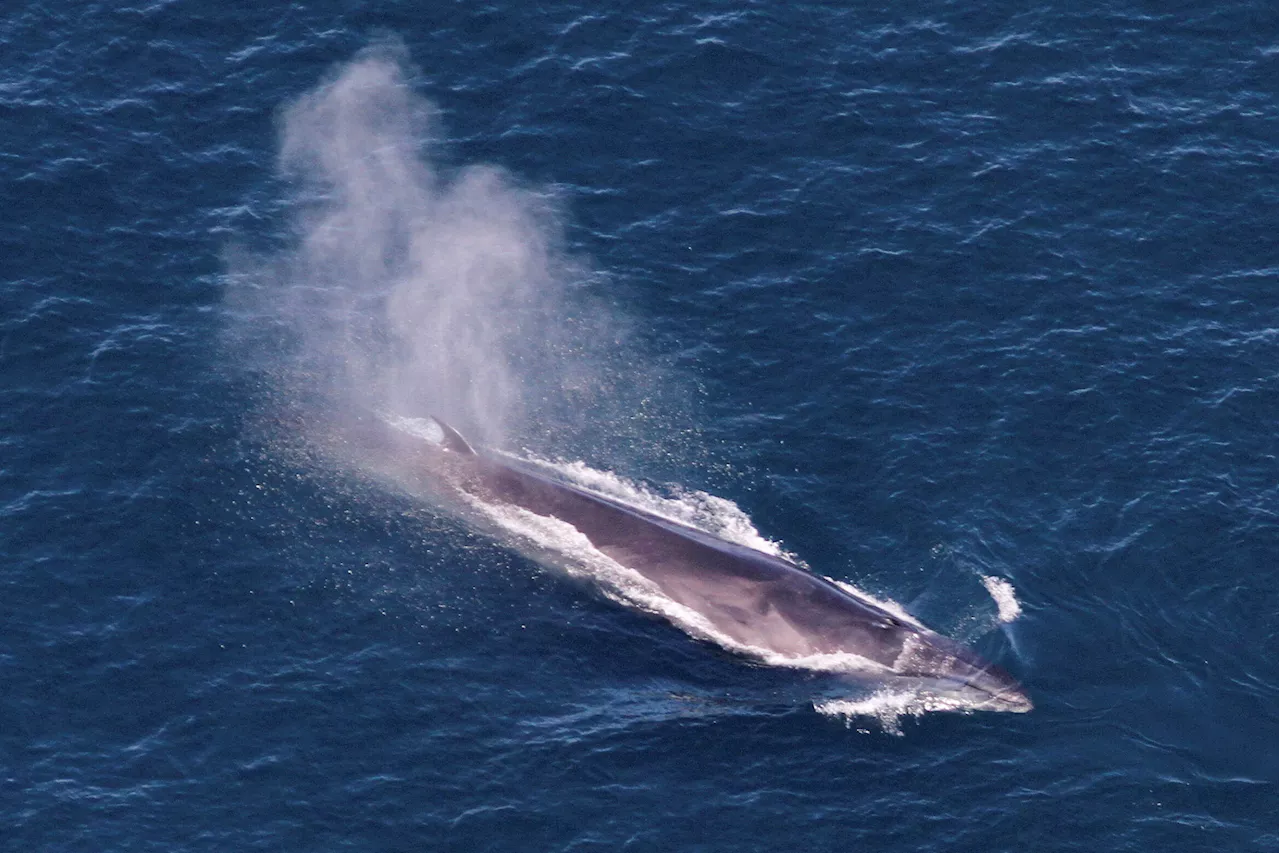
[{"left": 347, "top": 413, "right": 1032, "bottom": 714}]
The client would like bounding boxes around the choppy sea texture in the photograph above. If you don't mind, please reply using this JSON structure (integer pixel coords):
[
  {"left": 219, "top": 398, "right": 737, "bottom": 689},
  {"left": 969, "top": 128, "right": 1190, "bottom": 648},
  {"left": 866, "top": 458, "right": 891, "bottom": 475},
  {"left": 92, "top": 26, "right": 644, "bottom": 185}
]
[{"left": 0, "top": 1, "right": 1275, "bottom": 850}]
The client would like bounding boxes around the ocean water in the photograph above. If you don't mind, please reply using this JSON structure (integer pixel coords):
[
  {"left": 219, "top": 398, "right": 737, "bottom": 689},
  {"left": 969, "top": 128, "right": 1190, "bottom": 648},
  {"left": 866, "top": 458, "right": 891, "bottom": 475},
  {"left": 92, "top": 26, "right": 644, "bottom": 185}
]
[{"left": 1, "top": 1, "right": 1275, "bottom": 850}]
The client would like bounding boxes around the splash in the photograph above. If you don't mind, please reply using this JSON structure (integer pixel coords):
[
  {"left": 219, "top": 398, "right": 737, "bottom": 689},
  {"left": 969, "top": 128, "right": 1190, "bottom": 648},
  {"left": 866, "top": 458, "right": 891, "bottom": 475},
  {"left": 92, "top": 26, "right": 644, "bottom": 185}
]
[
  {"left": 814, "top": 688, "right": 986, "bottom": 737},
  {"left": 509, "top": 454, "right": 792, "bottom": 559},
  {"left": 225, "top": 43, "right": 686, "bottom": 461},
  {"left": 981, "top": 575, "right": 1023, "bottom": 623}
]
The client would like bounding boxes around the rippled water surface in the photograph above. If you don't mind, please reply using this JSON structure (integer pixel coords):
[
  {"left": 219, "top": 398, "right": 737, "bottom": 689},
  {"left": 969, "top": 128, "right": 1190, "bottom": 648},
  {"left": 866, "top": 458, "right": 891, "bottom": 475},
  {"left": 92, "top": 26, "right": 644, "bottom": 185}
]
[{"left": 1, "top": 1, "right": 1275, "bottom": 850}]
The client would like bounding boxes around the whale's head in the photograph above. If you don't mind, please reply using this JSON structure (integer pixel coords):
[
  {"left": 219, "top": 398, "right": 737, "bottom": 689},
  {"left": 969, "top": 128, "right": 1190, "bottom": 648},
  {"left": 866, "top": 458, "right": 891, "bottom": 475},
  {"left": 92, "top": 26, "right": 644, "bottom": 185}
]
[
  {"left": 893, "top": 630, "right": 1033, "bottom": 713},
  {"left": 947, "top": 664, "right": 1034, "bottom": 713}
]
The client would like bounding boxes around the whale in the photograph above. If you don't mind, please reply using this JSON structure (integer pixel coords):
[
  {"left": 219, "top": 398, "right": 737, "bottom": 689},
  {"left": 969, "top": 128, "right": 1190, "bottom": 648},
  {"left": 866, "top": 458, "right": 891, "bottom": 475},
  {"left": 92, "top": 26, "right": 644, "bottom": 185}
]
[{"left": 339, "top": 412, "right": 1032, "bottom": 714}]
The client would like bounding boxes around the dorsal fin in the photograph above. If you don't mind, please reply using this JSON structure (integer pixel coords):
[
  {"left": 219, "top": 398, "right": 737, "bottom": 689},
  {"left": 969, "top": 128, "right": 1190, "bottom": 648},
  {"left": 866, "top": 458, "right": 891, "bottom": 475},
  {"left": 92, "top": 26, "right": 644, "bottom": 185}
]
[{"left": 431, "top": 416, "right": 475, "bottom": 455}]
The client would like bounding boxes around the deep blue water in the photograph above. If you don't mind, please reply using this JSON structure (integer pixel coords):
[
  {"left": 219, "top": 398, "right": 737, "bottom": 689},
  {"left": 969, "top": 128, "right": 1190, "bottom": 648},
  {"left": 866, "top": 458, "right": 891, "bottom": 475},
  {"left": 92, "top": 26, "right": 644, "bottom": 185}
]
[{"left": 1, "top": 1, "right": 1276, "bottom": 850}]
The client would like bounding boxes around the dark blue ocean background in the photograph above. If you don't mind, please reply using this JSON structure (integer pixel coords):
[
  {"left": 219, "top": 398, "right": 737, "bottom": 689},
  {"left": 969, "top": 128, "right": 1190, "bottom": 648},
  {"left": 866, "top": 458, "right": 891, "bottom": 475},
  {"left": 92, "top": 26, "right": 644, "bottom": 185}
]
[{"left": 2, "top": 1, "right": 1276, "bottom": 849}]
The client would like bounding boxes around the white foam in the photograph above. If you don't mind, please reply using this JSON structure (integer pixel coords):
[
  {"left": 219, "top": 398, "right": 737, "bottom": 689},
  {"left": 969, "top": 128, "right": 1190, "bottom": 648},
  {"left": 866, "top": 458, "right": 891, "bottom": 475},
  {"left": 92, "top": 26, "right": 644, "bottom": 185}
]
[
  {"left": 980, "top": 575, "right": 1022, "bottom": 623},
  {"left": 384, "top": 414, "right": 444, "bottom": 444},
  {"left": 815, "top": 687, "right": 983, "bottom": 736},
  {"left": 506, "top": 454, "right": 794, "bottom": 560}
]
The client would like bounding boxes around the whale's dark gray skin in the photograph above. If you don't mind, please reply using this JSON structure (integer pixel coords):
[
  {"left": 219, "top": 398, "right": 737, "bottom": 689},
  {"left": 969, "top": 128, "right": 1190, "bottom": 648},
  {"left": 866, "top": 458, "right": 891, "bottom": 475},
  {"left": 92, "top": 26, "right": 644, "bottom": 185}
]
[{"left": 344, "top": 413, "right": 1031, "bottom": 713}]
